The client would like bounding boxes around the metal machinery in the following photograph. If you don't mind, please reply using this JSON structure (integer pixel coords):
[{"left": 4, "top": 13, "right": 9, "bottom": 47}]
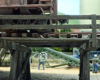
[
  {"left": 0, "top": 0, "right": 57, "bottom": 33},
  {"left": 0, "top": 0, "right": 100, "bottom": 80}
]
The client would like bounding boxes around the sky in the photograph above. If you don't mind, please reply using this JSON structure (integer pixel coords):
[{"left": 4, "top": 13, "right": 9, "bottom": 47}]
[{"left": 58, "top": 0, "right": 80, "bottom": 15}]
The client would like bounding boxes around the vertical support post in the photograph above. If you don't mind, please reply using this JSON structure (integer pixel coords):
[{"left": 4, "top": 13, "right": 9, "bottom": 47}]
[
  {"left": 7, "top": 0, "right": 10, "bottom": 5},
  {"left": 9, "top": 50, "right": 18, "bottom": 80},
  {"left": 79, "top": 48, "right": 83, "bottom": 80},
  {"left": 24, "top": 0, "right": 27, "bottom": 5},
  {"left": 79, "top": 49, "right": 90, "bottom": 80},
  {"left": 91, "top": 14, "right": 97, "bottom": 47},
  {"left": 82, "top": 51, "right": 90, "bottom": 80},
  {"left": 9, "top": 49, "right": 31, "bottom": 80},
  {"left": 22, "top": 52, "right": 31, "bottom": 80},
  {"left": 54, "top": 0, "right": 57, "bottom": 15},
  {"left": 0, "top": 59, "right": 1, "bottom": 66}
]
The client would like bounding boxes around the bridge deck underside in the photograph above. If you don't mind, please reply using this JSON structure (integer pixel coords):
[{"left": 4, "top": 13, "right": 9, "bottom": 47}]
[{"left": 0, "top": 37, "right": 90, "bottom": 47}]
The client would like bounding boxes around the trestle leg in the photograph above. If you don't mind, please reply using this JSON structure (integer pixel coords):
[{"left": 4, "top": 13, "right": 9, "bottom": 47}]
[
  {"left": 79, "top": 50, "right": 90, "bottom": 80},
  {"left": 9, "top": 49, "right": 31, "bottom": 80},
  {"left": 0, "top": 59, "right": 1, "bottom": 66}
]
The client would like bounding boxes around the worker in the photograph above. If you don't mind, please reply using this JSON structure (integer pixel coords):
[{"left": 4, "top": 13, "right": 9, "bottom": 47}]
[
  {"left": 38, "top": 54, "right": 45, "bottom": 70},
  {"left": 92, "top": 54, "right": 99, "bottom": 73}
]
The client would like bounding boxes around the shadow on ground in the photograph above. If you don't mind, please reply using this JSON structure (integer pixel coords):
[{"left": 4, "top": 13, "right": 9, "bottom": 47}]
[
  {"left": 0, "top": 70, "right": 9, "bottom": 80},
  {"left": 31, "top": 73, "right": 79, "bottom": 80}
]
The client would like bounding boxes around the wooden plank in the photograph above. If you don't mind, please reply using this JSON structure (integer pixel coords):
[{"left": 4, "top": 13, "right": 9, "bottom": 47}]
[
  {"left": 0, "top": 37, "right": 90, "bottom": 41},
  {"left": 9, "top": 49, "right": 31, "bottom": 80},
  {"left": 0, "top": 15, "right": 92, "bottom": 19},
  {"left": 16, "top": 51, "right": 24, "bottom": 79},
  {"left": 78, "top": 33, "right": 82, "bottom": 38},
  {"left": 79, "top": 49, "right": 83, "bottom": 80},
  {"left": 55, "top": 33, "right": 60, "bottom": 38},
  {"left": 0, "top": 25, "right": 92, "bottom": 29},
  {"left": 0, "top": 48, "right": 7, "bottom": 58},
  {"left": 22, "top": 33, "right": 27, "bottom": 37},
  {"left": 18, "top": 50, "right": 31, "bottom": 80},
  {"left": 0, "top": 40, "right": 30, "bottom": 53},
  {"left": 82, "top": 51, "right": 90, "bottom": 80},
  {"left": 91, "top": 15, "right": 97, "bottom": 47},
  {"left": 21, "top": 44, "right": 81, "bottom": 47},
  {"left": 1, "top": 32, "right": 100, "bottom": 37},
  {"left": 9, "top": 51, "right": 18, "bottom": 80},
  {"left": 11, "top": 33, "right": 18, "bottom": 37},
  {"left": 32, "top": 33, "right": 40, "bottom": 38},
  {"left": 43, "top": 33, "right": 50, "bottom": 38},
  {"left": 0, "top": 59, "right": 1, "bottom": 66},
  {"left": 0, "top": 4, "right": 52, "bottom": 8}
]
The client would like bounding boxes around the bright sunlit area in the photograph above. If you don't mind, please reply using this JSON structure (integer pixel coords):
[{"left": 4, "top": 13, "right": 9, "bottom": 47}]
[{"left": 0, "top": 0, "right": 100, "bottom": 80}]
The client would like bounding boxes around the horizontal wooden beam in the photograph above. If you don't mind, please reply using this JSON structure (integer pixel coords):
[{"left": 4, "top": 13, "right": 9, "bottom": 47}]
[
  {"left": 0, "top": 37, "right": 90, "bottom": 47},
  {"left": 0, "top": 24, "right": 100, "bottom": 30},
  {"left": 0, "top": 25, "right": 92, "bottom": 29},
  {"left": 0, "top": 40, "right": 30, "bottom": 53},
  {"left": 21, "top": 44, "right": 81, "bottom": 47},
  {"left": 0, "top": 37, "right": 90, "bottom": 42},
  {"left": 0, "top": 15, "right": 98, "bottom": 19},
  {"left": 0, "top": 4, "right": 52, "bottom": 8}
]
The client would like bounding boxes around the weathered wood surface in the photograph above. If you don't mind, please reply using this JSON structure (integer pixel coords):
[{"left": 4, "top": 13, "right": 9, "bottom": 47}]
[
  {"left": 0, "top": 25, "right": 92, "bottom": 29},
  {"left": 9, "top": 49, "right": 31, "bottom": 80},
  {"left": 0, "top": 25, "right": 100, "bottom": 29},
  {"left": 9, "top": 51, "right": 18, "bottom": 80},
  {"left": 0, "top": 15, "right": 97, "bottom": 19},
  {"left": 0, "top": 40, "right": 30, "bottom": 53},
  {"left": 0, "top": 48, "right": 7, "bottom": 58},
  {"left": 79, "top": 49, "right": 90, "bottom": 80},
  {"left": 18, "top": 51, "right": 31, "bottom": 80},
  {"left": 91, "top": 15, "right": 97, "bottom": 47}
]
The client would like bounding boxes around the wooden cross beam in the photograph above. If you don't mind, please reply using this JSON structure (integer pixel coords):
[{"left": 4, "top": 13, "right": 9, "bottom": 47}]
[{"left": 0, "top": 40, "right": 30, "bottom": 53}]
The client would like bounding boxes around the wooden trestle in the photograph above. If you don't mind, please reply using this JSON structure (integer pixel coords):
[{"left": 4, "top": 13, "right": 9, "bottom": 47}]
[{"left": 0, "top": 15, "right": 99, "bottom": 80}]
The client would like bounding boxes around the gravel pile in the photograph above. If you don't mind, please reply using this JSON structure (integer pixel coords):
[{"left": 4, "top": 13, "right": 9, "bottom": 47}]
[
  {"left": 31, "top": 73, "right": 78, "bottom": 80},
  {"left": 31, "top": 73, "right": 100, "bottom": 80},
  {"left": 0, "top": 71, "right": 9, "bottom": 80},
  {"left": 0, "top": 70, "right": 100, "bottom": 80}
]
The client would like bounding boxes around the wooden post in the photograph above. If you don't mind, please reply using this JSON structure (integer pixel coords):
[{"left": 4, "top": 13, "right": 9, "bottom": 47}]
[
  {"left": 82, "top": 51, "right": 90, "bottom": 80},
  {"left": 9, "top": 50, "right": 31, "bottom": 80},
  {"left": 0, "top": 59, "right": 1, "bottom": 66},
  {"left": 22, "top": 52, "right": 31, "bottom": 80},
  {"left": 79, "top": 49, "right": 83, "bottom": 80},
  {"left": 9, "top": 50, "right": 18, "bottom": 80},
  {"left": 79, "top": 50, "right": 90, "bottom": 80}
]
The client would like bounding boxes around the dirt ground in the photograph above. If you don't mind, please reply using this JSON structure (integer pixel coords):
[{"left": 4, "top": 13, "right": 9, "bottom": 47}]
[{"left": 0, "top": 63, "right": 100, "bottom": 80}]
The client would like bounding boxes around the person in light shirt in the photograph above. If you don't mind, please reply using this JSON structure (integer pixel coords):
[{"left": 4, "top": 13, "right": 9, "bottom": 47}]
[
  {"left": 91, "top": 54, "right": 99, "bottom": 73},
  {"left": 38, "top": 53, "right": 45, "bottom": 70}
]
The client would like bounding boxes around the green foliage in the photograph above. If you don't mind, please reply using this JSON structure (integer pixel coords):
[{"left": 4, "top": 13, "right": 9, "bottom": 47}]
[
  {"left": 55, "top": 30, "right": 59, "bottom": 33},
  {"left": 60, "top": 29, "right": 71, "bottom": 33},
  {"left": 32, "top": 47, "right": 37, "bottom": 51},
  {"left": 63, "top": 48, "right": 73, "bottom": 52},
  {"left": 52, "top": 47, "right": 61, "bottom": 52}
]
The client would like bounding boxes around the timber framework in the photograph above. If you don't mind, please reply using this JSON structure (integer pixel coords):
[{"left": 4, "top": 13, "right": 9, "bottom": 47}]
[{"left": 0, "top": 15, "right": 99, "bottom": 80}]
